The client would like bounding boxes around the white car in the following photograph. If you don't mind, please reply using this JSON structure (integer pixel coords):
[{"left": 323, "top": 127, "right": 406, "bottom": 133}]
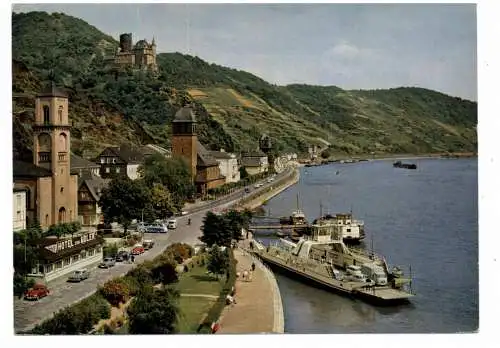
[{"left": 167, "top": 219, "right": 177, "bottom": 229}]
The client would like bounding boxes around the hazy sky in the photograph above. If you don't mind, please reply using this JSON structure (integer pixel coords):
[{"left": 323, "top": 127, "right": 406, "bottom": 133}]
[{"left": 12, "top": 3, "right": 477, "bottom": 100}]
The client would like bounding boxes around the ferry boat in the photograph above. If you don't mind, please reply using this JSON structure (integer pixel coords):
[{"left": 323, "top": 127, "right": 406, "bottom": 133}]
[
  {"left": 314, "top": 213, "right": 366, "bottom": 244},
  {"left": 248, "top": 219, "right": 414, "bottom": 305}
]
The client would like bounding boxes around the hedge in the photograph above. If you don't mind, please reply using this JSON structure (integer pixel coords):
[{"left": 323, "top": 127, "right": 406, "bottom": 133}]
[{"left": 30, "top": 293, "right": 111, "bottom": 335}]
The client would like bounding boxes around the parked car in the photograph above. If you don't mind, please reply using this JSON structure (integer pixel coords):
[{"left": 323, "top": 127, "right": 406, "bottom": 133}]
[
  {"left": 143, "top": 240, "right": 155, "bottom": 250},
  {"left": 99, "top": 257, "right": 116, "bottom": 269},
  {"left": 24, "top": 283, "right": 50, "bottom": 301},
  {"left": 116, "top": 250, "right": 129, "bottom": 262},
  {"left": 244, "top": 187, "right": 251, "bottom": 193},
  {"left": 67, "top": 269, "right": 90, "bottom": 282},
  {"left": 132, "top": 246, "right": 145, "bottom": 255},
  {"left": 167, "top": 219, "right": 177, "bottom": 229}
]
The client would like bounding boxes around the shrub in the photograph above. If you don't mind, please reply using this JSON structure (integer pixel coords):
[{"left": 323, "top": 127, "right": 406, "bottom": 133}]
[
  {"left": 165, "top": 243, "right": 194, "bottom": 263},
  {"left": 151, "top": 262, "right": 178, "bottom": 285},
  {"left": 100, "top": 278, "right": 131, "bottom": 307},
  {"left": 103, "top": 243, "right": 119, "bottom": 257},
  {"left": 30, "top": 293, "right": 110, "bottom": 334}
]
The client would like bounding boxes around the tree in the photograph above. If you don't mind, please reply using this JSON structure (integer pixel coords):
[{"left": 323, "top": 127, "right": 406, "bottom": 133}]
[
  {"left": 127, "top": 286, "right": 179, "bottom": 334},
  {"left": 99, "top": 177, "right": 150, "bottom": 234},
  {"left": 100, "top": 278, "right": 131, "bottom": 307},
  {"left": 239, "top": 166, "right": 249, "bottom": 180},
  {"left": 139, "top": 153, "right": 195, "bottom": 210},
  {"left": 151, "top": 262, "right": 178, "bottom": 286},
  {"left": 207, "top": 246, "right": 230, "bottom": 280},
  {"left": 199, "top": 212, "right": 232, "bottom": 247},
  {"left": 150, "top": 183, "right": 175, "bottom": 219},
  {"left": 224, "top": 209, "right": 253, "bottom": 241}
]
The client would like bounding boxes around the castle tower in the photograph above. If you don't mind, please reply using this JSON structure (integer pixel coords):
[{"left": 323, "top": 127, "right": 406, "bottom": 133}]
[
  {"left": 171, "top": 106, "right": 198, "bottom": 181},
  {"left": 33, "top": 82, "right": 78, "bottom": 224}
]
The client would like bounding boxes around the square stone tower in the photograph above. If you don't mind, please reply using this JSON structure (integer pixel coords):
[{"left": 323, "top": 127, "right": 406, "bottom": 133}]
[{"left": 171, "top": 106, "right": 198, "bottom": 181}]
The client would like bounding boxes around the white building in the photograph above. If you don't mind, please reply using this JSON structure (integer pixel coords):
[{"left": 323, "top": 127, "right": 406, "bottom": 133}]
[
  {"left": 28, "top": 231, "right": 104, "bottom": 282},
  {"left": 13, "top": 188, "right": 27, "bottom": 231},
  {"left": 241, "top": 151, "right": 269, "bottom": 176},
  {"left": 210, "top": 149, "right": 240, "bottom": 183}
]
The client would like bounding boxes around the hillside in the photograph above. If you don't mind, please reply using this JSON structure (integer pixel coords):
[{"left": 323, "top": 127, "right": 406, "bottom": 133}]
[{"left": 12, "top": 11, "right": 477, "bottom": 159}]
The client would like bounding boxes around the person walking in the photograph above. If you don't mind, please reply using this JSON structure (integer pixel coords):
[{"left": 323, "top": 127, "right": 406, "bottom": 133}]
[
  {"left": 251, "top": 262, "right": 256, "bottom": 272},
  {"left": 131, "top": 254, "right": 135, "bottom": 263}
]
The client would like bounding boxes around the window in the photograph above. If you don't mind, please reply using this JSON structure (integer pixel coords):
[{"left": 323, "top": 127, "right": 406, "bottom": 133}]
[
  {"left": 105, "top": 167, "right": 110, "bottom": 173},
  {"left": 45, "top": 264, "right": 53, "bottom": 273},
  {"left": 58, "top": 106, "right": 63, "bottom": 123},
  {"left": 43, "top": 105, "right": 50, "bottom": 124},
  {"left": 115, "top": 167, "right": 120, "bottom": 173},
  {"left": 347, "top": 228, "right": 351, "bottom": 232},
  {"left": 88, "top": 249, "right": 95, "bottom": 257},
  {"left": 96, "top": 246, "right": 102, "bottom": 253},
  {"left": 81, "top": 250, "right": 87, "bottom": 259},
  {"left": 55, "top": 261, "right": 62, "bottom": 269},
  {"left": 100, "top": 157, "right": 105, "bottom": 164},
  {"left": 72, "top": 255, "right": 80, "bottom": 263},
  {"left": 63, "top": 257, "right": 71, "bottom": 266},
  {"left": 60, "top": 187, "right": 64, "bottom": 193},
  {"left": 112, "top": 158, "right": 116, "bottom": 163}
]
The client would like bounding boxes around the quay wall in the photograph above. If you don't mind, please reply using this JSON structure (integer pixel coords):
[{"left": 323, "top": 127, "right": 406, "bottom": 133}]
[{"left": 241, "top": 249, "right": 285, "bottom": 333}]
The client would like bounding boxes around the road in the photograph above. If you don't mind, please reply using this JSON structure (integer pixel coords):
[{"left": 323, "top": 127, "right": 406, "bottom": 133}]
[{"left": 13, "top": 166, "right": 295, "bottom": 333}]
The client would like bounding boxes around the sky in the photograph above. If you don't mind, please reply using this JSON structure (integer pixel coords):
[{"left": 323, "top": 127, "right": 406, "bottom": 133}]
[{"left": 12, "top": 3, "right": 477, "bottom": 100}]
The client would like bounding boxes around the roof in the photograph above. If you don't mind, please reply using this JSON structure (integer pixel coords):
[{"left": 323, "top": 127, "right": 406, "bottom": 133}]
[
  {"left": 196, "top": 140, "right": 219, "bottom": 167},
  {"left": 241, "top": 151, "right": 267, "bottom": 158},
  {"left": 70, "top": 154, "right": 100, "bottom": 170},
  {"left": 100, "top": 144, "right": 146, "bottom": 164},
  {"left": 13, "top": 160, "right": 52, "bottom": 178},
  {"left": 173, "top": 106, "right": 197, "bottom": 123},
  {"left": 141, "top": 144, "right": 172, "bottom": 157},
  {"left": 36, "top": 81, "right": 68, "bottom": 98},
  {"left": 79, "top": 176, "right": 111, "bottom": 201},
  {"left": 241, "top": 157, "right": 263, "bottom": 167},
  {"left": 209, "top": 151, "right": 234, "bottom": 160},
  {"left": 38, "top": 235, "right": 104, "bottom": 262},
  {"left": 134, "top": 39, "right": 149, "bottom": 49}
]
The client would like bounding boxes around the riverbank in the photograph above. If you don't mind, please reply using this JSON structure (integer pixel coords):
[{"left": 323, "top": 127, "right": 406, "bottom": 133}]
[{"left": 241, "top": 165, "right": 300, "bottom": 210}]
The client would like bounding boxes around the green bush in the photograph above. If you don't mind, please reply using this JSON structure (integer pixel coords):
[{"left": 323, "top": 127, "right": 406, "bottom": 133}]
[
  {"left": 103, "top": 244, "right": 119, "bottom": 257},
  {"left": 30, "top": 293, "right": 110, "bottom": 334}
]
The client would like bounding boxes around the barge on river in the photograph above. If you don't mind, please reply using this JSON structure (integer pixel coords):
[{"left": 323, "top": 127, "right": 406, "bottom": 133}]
[{"left": 248, "top": 219, "right": 414, "bottom": 305}]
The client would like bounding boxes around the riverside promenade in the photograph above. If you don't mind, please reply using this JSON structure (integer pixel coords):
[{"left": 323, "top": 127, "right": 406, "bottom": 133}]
[{"left": 217, "top": 237, "right": 284, "bottom": 334}]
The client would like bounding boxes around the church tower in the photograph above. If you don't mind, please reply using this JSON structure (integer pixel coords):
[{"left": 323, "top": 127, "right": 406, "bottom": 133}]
[
  {"left": 171, "top": 106, "right": 198, "bottom": 181},
  {"left": 33, "top": 82, "right": 78, "bottom": 225}
]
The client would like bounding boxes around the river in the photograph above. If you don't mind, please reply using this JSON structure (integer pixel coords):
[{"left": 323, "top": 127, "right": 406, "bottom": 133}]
[{"left": 253, "top": 158, "right": 478, "bottom": 333}]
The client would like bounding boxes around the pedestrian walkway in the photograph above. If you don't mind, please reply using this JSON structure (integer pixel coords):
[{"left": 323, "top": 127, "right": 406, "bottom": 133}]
[{"left": 216, "top": 247, "right": 277, "bottom": 334}]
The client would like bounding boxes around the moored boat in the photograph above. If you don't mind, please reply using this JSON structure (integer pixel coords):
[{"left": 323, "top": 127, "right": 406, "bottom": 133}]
[{"left": 247, "top": 220, "right": 414, "bottom": 305}]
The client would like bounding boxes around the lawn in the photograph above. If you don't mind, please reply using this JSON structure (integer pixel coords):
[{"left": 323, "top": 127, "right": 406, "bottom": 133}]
[
  {"left": 177, "top": 297, "right": 217, "bottom": 334},
  {"left": 176, "top": 264, "right": 225, "bottom": 296},
  {"left": 175, "top": 263, "right": 225, "bottom": 333}
]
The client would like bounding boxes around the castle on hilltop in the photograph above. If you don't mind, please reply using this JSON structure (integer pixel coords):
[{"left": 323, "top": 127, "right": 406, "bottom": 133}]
[{"left": 106, "top": 33, "right": 158, "bottom": 72}]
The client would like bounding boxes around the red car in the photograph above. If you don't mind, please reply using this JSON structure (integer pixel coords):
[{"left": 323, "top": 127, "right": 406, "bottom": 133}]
[
  {"left": 24, "top": 283, "right": 50, "bottom": 301},
  {"left": 131, "top": 246, "right": 145, "bottom": 255}
]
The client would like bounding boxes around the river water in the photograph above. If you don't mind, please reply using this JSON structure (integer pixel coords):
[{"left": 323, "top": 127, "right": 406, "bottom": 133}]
[{"left": 253, "top": 158, "right": 478, "bottom": 333}]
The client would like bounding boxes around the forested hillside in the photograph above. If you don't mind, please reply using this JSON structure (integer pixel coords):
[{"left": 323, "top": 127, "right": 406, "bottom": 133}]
[{"left": 12, "top": 11, "right": 477, "bottom": 159}]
